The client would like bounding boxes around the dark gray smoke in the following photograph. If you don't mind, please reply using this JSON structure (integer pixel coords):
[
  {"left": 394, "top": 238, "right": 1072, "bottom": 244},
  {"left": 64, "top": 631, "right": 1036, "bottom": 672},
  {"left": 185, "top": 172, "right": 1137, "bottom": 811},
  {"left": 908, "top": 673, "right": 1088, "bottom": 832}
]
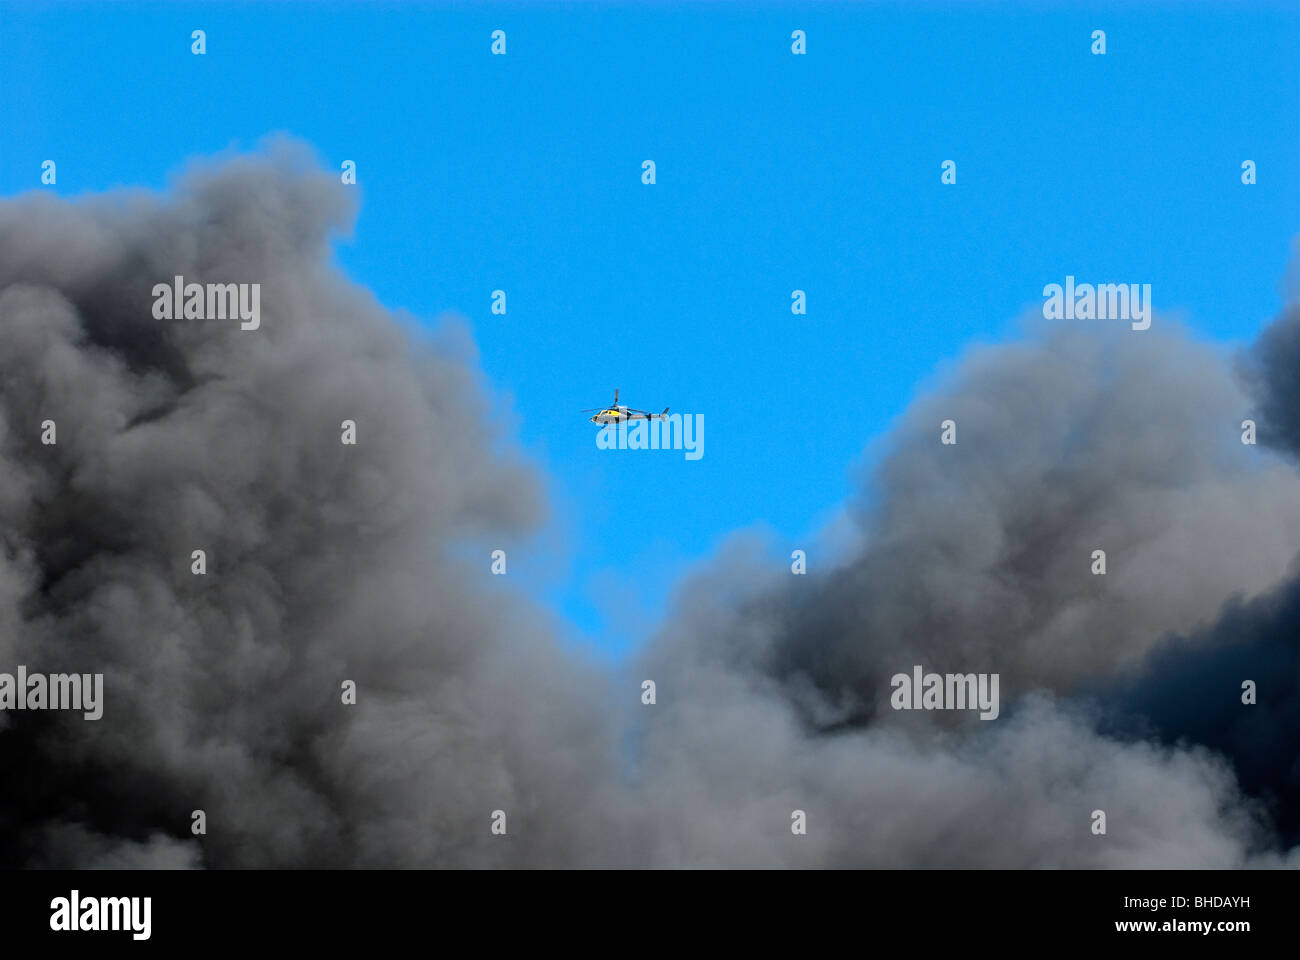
[
  {"left": 0, "top": 141, "right": 622, "bottom": 868},
  {"left": 644, "top": 321, "right": 1300, "bottom": 718},
  {"left": 1110, "top": 296, "right": 1300, "bottom": 861},
  {"left": 1251, "top": 303, "right": 1300, "bottom": 458},
  {"left": 1087, "top": 300, "right": 1300, "bottom": 852},
  {"left": 1095, "top": 575, "right": 1300, "bottom": 852},
  {"left": 633, "top": 315, "right": 1300, "bottom": 867},
  {"left": 1, "top": 141, "right": 1297, "bottom": 867}
]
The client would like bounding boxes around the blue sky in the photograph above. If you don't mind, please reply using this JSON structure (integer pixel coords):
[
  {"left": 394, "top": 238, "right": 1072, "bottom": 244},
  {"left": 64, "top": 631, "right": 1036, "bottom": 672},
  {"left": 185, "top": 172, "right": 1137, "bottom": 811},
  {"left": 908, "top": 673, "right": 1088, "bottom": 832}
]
[{"left": 3, "top": 1, "right": 1297, "bottom": 656}]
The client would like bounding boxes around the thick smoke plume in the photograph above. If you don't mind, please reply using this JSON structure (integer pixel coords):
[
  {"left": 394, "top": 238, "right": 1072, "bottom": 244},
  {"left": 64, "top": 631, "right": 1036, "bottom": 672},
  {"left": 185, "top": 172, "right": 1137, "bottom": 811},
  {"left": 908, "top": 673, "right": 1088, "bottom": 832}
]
[
  {"left": 0, "top": 143, "right": 619, "bottom": 868},
  {"left": 1, "top": 143, "right": 1296, "bottom": 867}
]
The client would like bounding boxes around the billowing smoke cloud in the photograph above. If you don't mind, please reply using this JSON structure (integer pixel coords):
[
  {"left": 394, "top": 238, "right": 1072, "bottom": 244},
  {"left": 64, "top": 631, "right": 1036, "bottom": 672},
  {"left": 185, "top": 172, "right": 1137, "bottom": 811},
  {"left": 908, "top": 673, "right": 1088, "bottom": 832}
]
[
  {"left": 1, "top": 141, "right": 1296, "bottom": 868},
  {"left": 0, "top": 141, "right": 621, "bottom": 868},
  {"left": 1251, "top": 301, "right": 1300, "bottom": 459},
  {"left": 1087, "top": 300, "right": 1300, "bottom": 853},
  {"left": 645, "top": 321, "right": 1300, "bottom": 721},
  {"left": 633, "top": 314, "right": 1300, "bottom": 867}
]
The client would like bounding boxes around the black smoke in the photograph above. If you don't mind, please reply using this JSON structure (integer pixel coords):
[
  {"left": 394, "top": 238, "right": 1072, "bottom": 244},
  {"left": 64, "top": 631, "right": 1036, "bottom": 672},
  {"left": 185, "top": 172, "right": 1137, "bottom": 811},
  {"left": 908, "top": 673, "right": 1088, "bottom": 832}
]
[{"left": 1, "top": 141, "right": 1297, "bottom": 867}]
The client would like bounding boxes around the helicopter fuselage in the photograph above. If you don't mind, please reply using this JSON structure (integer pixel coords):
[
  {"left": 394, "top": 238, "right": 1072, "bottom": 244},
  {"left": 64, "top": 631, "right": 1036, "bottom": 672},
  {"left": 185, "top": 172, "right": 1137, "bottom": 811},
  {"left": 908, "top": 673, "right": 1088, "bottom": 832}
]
[{"left": 589, "top": 405, "right": 670, "bottom": 425}]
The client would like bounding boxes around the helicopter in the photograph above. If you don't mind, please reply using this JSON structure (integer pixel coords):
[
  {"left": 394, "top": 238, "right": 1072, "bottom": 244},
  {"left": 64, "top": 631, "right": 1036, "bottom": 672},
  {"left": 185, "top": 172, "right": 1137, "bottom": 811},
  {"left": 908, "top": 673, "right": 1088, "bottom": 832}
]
[{"left": 582, "top": 389, "right": 669, "bottom": 426}]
